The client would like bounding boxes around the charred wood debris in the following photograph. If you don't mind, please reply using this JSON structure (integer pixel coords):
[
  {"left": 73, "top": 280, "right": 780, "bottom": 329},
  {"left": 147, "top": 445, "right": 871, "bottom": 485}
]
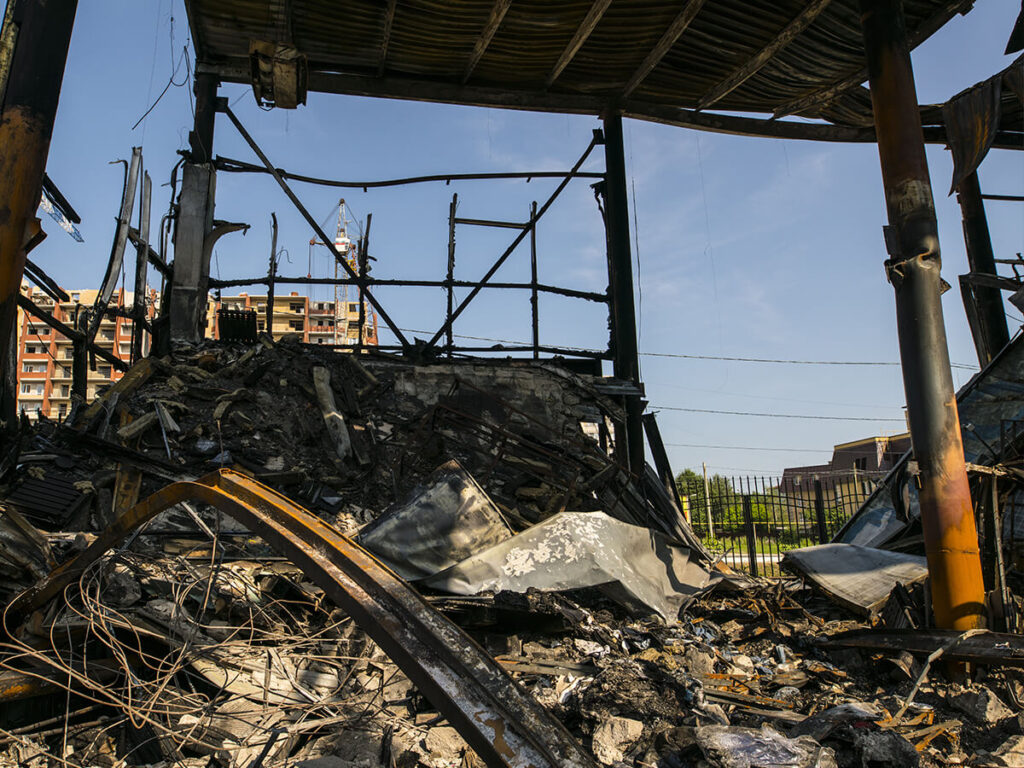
[{"left": 0, "top": 336, "right": 1022, "bottom": 768}]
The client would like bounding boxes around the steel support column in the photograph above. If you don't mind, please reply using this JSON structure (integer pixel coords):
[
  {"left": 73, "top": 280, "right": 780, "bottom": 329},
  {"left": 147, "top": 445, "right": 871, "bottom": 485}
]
[
  {"left": 169, "top": 73, "right": 218, "bottom": 342},
  {"left": 602, "top": 114, "right": 644, "bottom": 474},
  {"left": 0, "top": 0, "right": 78, "bottom": 434},
  {"left": 957, "top": 171, "right": 1009, "bottom": 366},
  {"left": 860, "top": 0, "right": 985, "bottom": 631}
]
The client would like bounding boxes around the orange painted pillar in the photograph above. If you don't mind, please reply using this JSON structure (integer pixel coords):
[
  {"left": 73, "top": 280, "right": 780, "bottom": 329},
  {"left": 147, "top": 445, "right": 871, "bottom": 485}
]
[{"left": 859, "top": 0, "right": 985, "bottom": 630}]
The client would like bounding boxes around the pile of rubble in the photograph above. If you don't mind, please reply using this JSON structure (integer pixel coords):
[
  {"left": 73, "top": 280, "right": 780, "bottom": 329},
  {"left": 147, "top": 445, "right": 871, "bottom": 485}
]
[{"left": 0, "top": 338, "right": 1022, "bottom": 768}]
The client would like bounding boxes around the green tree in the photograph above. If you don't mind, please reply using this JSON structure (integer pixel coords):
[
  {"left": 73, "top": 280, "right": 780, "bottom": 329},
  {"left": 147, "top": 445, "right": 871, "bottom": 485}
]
[{"left": 676, "top": 469, "right": 781, "bottom": 532}]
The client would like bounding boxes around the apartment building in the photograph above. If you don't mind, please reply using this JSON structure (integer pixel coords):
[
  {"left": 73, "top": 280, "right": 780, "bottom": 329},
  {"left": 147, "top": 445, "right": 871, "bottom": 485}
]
[
  {"left": 205, "top": 291, "right": 379, "bottom": 345},
  {"left": 16, "top": 284, "right": 157, "bottom": 420},
  {"left": 778, "top": 432, "right": 912, "bottom": 515}
]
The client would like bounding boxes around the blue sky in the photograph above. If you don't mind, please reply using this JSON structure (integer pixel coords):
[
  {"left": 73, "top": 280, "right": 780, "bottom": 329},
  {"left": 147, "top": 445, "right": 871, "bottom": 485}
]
[{"left": 29, "top": 0, "right": 1024, "bottom": 478}]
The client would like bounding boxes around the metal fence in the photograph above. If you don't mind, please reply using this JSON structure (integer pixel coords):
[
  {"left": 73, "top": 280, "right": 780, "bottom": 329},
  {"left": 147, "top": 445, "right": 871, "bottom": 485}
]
[{"left": 680, "top": 473, "right": 882, "bottom": 576}]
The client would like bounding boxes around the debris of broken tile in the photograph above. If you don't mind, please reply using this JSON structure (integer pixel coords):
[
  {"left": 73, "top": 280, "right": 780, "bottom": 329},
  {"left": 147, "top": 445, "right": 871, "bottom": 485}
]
[{"left": 0, "top": 339, "right": 1020, "bottom": 768}]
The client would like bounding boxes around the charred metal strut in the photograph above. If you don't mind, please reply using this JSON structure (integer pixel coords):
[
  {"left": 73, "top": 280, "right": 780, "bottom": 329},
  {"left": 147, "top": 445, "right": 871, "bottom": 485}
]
[{"left": 6, "top": 469, "right": 598, "bottom": 768}]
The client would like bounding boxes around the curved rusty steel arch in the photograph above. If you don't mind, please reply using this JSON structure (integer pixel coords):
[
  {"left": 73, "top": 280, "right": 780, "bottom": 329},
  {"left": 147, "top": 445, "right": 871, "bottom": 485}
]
[{"left": 6, "top": 469, "right": 597, "bottom": 768}]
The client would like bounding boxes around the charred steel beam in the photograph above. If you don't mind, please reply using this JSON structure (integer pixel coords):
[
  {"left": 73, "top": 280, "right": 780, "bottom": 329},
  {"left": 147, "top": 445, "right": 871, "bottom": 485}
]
[
  {"left": 957, "top": 171, "right": 1009, "bottom": 366},
  {"left": 860, "top": 0, "right": 985, "bottom": 632},
  {"left": 214, "top": 156, "right": 604, "bottom": 187},
  {"left": 530, "top": 200, "right": 539, "bottom": 358},
  {"left": 5, "top": 469, "right": 599, "bottom": 768},
  {"left": 131, "top": 171, "right": 152, "bottom": 364},
  {"left": 207, "top": 275, "right": 609, "bottom": 302},
  {"left": 266, "top": 212, "right": 278, "bottom": 337},
  {"left": 377, "top": 0, "right": 397, "bottom": 76},
  {"left": 455, "top": 217, "right": 530, "bottom": 229},
  {"left": 425, "top": 132, "right": 602, "bottom": 352},
  {"left": 447, "top": 193, "right": 457, "bottom": 356},
  {"left": 697, "top": 0, "right": 833, "bottom": 110},
  {"left": 23, "top": 257, "right": 69, "bottom": 302},
  {"left": 88, "top": 147, "right": 140, "bottom": 345},
  {"left": 0, "top": 0, "right": 78, "bottom": 433},
  {"left": 821, "top": 628, "right": 1024, "bottom": 667},
  {"left": 198, "top": 62, "right": 1019, "bottom": 149},
  {"left": 169, "top": 74, "right": 218, "bottom": 342},
  {"left": 190, "top": 71, "right": 217, "bottom": 165},
  {"left": 127, "top": 228, "right": 172, "bottom": 280},
  {"left": 642, "top": 412, "right": 688, "bottom": 522},
  {"left": 544, "top": 0, "right": 612, "bottom": 88},
  {"left": 981, "top": 193, "right": 1024, "bottom": 201},
  {"left": 620, "top": 0, "right": 706, "bottom": 99},
  {"left": 463, "top": 0, "right": 511, "bottom": 84},
  {"left": 220, "top": 103, "right": 411, "bottom": 350},
  {"left": 602, "top": 114, "right": 645, "bottom": 475},
  {"left": 41, "top": 173, "right": 79, "bottom": 224},
  {"left": 366, "top": 343, "right": 610, "bottom": 359}
]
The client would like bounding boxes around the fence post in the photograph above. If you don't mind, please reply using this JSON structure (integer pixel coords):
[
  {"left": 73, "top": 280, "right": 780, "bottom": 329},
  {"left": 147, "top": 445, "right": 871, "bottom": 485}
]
[
  {"left": 742, "top": 494, "right": 758, "bottom": 577},
  {"left": 814, "top": 479, "right": 828, "bottom": 544}
]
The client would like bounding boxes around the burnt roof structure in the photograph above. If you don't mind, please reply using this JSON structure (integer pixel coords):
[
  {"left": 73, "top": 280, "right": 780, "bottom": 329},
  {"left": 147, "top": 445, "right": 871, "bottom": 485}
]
[{"left": 184, "top": 0, "right": 1024, "bottom": 145}]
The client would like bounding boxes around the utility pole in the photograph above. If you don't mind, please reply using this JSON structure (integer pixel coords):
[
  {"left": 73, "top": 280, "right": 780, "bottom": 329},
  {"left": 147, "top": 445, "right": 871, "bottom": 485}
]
[
  {"left": 859, "top": 0, "right": 985, "bottom": 632},
  {"left": 702, "top": 461, "right": 715, "bottom": 539}
]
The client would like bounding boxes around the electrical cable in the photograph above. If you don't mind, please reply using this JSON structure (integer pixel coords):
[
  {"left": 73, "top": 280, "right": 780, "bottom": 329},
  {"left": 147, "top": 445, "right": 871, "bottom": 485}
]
[
  {"left": 665, "top": 442, "right": 831, "bottom": 453},
  {"left": 653, "top": 405, "right": 905, "bottom": 422}
]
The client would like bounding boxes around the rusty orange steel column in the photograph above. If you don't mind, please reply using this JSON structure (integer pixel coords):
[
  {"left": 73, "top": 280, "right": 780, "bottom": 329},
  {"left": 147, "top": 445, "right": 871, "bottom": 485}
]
[
  {"left": 859, "top": 0, "right": 985, "bottom": 630},
  {"left": 0, "top": 0, "right": 78, "bottom": 434}
]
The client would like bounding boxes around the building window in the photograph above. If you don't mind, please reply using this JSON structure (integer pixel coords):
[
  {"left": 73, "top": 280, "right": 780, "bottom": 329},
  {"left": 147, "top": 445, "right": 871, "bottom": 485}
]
[
  {"left": 71, "top": 293, "right": 80, "bottom": 302},
  {"left": 20, "top": 383, "right": 30, "bottom": 394},
  {"left": 58, "top": 403, "right": 67, "bottom": 418},
  {"left": 257, "top": 322, "right": 265, "bottom": 331},
  {"left": 853, "top": 457, "right": 868, "bottom": 472},
  {"left": 317, "top": 338, "right": 324, "bottom": 344},
  {"left": 60, "top": 385, "right": 69, "bottom": 397},
  {"left": 289, "top": 319, "right": 304, "bottom": 330},
  {"left": 290, "top": 303, "right": 303, "bottom": 313},
  {"left": 348, "top": 303, "right": 359, "bottom": 313},
  {"left": 98, "top": 365, "right": 112, "bottom": 378}
]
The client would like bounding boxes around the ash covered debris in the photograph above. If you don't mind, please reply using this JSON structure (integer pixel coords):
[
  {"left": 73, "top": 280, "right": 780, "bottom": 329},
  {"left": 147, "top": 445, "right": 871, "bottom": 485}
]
[{"left": 0, "top": 338, "right": 1020, "bottom": 767}]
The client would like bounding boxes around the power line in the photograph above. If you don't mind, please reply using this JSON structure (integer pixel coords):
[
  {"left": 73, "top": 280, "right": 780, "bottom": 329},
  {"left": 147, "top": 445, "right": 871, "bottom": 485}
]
[
  {"left": 666, "top": 442, "right": 828, "bottom": 453},
  {"left": 643, "top": 350, "right": 977, "bottom": 371},
  {"left": 653, "top": 405, "right": 906, "bottom": 422},
  {"left": 394, "top": 328, "right": 976, "bottom": 371},
  {"left": 649, "top": 380, "right": 905, "bottom": 411}
]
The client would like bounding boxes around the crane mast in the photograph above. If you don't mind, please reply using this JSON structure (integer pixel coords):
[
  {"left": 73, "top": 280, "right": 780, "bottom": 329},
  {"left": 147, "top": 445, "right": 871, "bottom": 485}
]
[{"left": 310, "top": 198, "right": 377, "bottom": 347}]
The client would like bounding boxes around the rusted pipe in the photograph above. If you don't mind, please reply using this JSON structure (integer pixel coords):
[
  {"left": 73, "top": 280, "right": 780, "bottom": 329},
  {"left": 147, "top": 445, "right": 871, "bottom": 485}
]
[
  {"left": 859, "top": 0, "right": 985, "bottom": 631},
  {"left": 0, "top": 0, "right": 78, "bottom": 434}
]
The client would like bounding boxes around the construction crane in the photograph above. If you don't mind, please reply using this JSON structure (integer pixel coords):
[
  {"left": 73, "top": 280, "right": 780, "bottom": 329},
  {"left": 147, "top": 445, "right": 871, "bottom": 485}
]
[{"left": 309, "top": 199, "right": 377, "bottom": 346}]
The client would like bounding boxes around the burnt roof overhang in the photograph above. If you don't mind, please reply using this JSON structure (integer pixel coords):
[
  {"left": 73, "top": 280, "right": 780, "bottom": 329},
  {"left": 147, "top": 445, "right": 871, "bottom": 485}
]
[{"left": 184, "top": 0, "right": 1024, "bottom": 148}]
